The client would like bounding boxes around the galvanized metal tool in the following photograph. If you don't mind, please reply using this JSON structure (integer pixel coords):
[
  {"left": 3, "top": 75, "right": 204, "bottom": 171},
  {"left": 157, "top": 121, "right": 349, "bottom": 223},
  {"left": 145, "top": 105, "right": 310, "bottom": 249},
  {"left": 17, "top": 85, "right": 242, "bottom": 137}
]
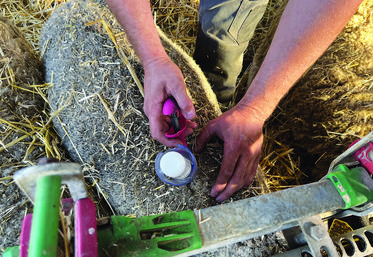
[
  {"left": 4, "top": 132, "right": 373, "bottom": 257},
  {"left": 182, "top": 132, "right": 373, "bottom": 257}
]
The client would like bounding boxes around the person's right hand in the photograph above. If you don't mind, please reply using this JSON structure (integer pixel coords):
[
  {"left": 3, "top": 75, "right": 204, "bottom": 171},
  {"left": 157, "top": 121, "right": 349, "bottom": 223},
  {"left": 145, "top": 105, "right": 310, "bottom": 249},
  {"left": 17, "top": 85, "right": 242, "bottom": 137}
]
[{"left": 143, "top": 56, "right": 197, "bottom": 147}]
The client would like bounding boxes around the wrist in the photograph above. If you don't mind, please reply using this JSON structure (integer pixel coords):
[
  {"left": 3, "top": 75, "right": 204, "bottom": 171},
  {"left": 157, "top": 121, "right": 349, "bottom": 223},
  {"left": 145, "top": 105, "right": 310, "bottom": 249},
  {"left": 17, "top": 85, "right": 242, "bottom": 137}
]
[
  {"left": 234, "top": 102, "right": 268, "bottom": 125},
  {"left": 239, "top": 75, "right": 292, "bottom": 121},
  {"left": 142, "top": 53, "right": 170, "bottom": 72},
  {"left": 238, "top": 89, "right": 275, "bottom": 122}
]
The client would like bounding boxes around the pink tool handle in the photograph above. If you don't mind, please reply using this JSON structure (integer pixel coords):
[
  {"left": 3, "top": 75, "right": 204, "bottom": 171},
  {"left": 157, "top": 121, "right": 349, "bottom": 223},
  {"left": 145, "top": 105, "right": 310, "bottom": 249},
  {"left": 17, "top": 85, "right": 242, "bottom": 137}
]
[
  {"left": 75, "top": 198, "right": 98, "bottom": 257},
  {"left": 350, "top": 140, "right": 373, "bottom": 174},
  {"left": 165, "top": 115, "right": 187, "bottom": 146},
  {"left": 163, "top": 98, "right": 188, "bottom": 147},
  {"left": 163, "top": 97, "right": 180, "bottom": 116},
  {"left": 20, "top": 214, "right": 32, "bottom": 257}
]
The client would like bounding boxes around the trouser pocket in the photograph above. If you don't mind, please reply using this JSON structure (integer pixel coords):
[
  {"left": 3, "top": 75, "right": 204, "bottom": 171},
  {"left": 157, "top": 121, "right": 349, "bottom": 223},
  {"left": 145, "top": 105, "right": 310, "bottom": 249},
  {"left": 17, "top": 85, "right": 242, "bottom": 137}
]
[
  {"left": 199, "top": 0, "right": 268, "bottom": 47},
  {"left": 195, "top": 0, "right": 268, "bottom": 104}
]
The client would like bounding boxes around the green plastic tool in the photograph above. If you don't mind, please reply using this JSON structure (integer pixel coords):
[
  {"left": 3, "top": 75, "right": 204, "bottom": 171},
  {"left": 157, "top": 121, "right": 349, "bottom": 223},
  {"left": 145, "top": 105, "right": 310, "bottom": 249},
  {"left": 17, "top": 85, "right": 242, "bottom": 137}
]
[
  {"left": 2, "top": 246, "right": 20, "bottom": 257},
  {"left": 326, "top": 164, "right": 373, "bottom": 209},
  {"left": 28, "top": 175, "right": 61, "bottom": 257},
  {"left": 97, "top": 210, "right": 202, "bottom": 256}
]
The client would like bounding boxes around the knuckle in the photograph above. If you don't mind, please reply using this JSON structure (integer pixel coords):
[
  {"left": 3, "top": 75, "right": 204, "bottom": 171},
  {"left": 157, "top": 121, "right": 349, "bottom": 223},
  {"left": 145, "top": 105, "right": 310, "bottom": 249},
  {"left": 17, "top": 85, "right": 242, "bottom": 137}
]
[
  {"left": 225, "top": 184, "right": 241, "bottom": 197},
  {"left": 220, "top": 169, "right": 233, "bottom": 180},
  {"left": 232, "top": 175, "right": 245, "bottom": 186},
  {"left": 224, "top": 142, "right": 237, "bottom": 153},
  {"left": 150, "top": 127, "right": 161, "bottom": 140}
]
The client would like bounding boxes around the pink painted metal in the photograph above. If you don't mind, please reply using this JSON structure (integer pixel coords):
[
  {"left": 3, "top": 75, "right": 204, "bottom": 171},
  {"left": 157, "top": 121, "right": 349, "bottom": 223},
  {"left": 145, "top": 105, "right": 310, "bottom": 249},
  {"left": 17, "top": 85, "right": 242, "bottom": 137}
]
[
  {"left": 352, "top": 141, "right": 373, "bottom": 174},
  {"left": 20, "top": 214, "right": 32, "bottom": 257},
  {"left": 75, "top": 197, "right": 98, "bottom": 257}
]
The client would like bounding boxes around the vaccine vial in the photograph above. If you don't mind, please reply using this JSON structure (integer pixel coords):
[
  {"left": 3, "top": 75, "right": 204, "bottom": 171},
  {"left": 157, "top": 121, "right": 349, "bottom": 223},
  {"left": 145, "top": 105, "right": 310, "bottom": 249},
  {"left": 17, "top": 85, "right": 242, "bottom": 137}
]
[
  {"left": 160, "top": 151, "right": 191, "bottom": 179},
  {"left": 155, "top": 144, "right": 198, "bottom": 186}
]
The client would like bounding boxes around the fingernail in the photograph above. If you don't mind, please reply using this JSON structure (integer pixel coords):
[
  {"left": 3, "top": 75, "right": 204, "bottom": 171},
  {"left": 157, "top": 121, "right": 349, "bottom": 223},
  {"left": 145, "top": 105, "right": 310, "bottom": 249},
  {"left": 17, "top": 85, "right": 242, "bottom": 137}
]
[
  {"left": 215, "top": 196, "right": 223, "bottom": 203},
  {"left": 185, "top": 111, "right": 195, "bottom": 120},
  {"left": 210, "top": 188, "right": 218, "bottom": 198}
]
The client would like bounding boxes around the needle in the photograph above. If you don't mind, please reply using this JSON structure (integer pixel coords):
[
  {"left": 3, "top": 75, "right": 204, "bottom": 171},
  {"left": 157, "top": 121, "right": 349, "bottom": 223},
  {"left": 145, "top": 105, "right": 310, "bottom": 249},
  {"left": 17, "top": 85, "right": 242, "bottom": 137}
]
[{"left": 171, "top": 113, "right": 180, "bottom": 133}]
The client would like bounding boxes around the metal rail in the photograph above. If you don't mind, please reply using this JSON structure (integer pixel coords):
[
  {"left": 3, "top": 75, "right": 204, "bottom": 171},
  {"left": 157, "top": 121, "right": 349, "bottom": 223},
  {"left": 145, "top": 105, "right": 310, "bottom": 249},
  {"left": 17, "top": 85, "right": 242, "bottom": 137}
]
[
  {"left": 176, "top": 180, "right": 345, "bottom": 256},
  {"left": 274, "top": 224, "right": 373, "bottom": 257}
]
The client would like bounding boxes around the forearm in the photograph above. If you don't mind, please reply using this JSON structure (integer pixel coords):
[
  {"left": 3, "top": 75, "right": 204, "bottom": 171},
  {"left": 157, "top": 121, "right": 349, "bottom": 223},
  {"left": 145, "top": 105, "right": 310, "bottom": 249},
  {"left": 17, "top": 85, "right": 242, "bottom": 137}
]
[
  {"left": 240, "top": 0, "right": 362, "bottom": 120},
  {"left": 105, "top": 0, "right": 168, "bottom": 69}
]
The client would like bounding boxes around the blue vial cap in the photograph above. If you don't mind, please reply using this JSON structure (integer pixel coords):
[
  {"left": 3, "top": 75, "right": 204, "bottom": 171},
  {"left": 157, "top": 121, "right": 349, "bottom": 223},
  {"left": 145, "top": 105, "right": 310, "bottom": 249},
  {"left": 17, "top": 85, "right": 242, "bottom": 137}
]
[{"left": 155, "top": 144, "right": 198, "bottom": 186}]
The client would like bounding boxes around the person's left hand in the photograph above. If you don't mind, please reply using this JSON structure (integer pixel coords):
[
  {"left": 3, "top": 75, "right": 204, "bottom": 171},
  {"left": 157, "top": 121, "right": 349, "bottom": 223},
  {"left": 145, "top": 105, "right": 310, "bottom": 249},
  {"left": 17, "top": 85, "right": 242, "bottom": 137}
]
[{"left": 194, "top": 105, "right": 265, "bottom": 202}]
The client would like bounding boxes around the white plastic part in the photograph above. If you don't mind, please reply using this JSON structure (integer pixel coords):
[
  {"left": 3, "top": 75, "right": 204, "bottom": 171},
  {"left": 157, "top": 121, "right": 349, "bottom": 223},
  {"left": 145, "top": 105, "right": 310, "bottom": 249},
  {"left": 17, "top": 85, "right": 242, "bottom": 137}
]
[{"left": 160, "top": 151, "right": 191, "bottom": 179}]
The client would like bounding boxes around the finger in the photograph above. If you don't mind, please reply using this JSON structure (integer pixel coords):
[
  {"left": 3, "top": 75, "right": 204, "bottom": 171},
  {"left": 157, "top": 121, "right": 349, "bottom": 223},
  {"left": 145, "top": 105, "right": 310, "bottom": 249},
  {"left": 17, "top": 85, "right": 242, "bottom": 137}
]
[
  {"left": 149, "top": 115, "right": 182, "bottom": 147},
  {"left": 244, "top": 155, "right": 260, "bottom": 187},
  {"left": 184, "top": 127, "right": 194, "bottom": 137},
  {"left": 187, "top": 120, "right": 198, "bottom": 129},
  {"left": 163, "top": 115, "right": 172, "bottom": 126},
  {"left": 154, "top": 134, "right": 183, "bottom": 147},
  {"left": 144, "top": 92, "right": 167, "bottom": 131},
  {"left": 183, "top": 121, "right": 197, "bottom": 137},
  {"left": 211, "top": 143, "right": 240, "bottom": 198},
  {"left": 171, "top": 86, "right": 195, "bottom": 120},
  {"left": 143, "top": 92, "right": 163, "bottom": 121},
  {"left": 214, "top": 150, "right": 251, "bottom": 202},
  {"left": 194, "top": 122, "right": 215, "bottom": 153}
]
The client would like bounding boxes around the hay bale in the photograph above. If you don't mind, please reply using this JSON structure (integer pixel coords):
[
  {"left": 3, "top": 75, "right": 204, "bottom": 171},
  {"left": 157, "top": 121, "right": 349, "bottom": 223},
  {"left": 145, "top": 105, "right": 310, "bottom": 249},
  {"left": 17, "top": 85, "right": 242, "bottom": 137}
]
[
  {"left": 40, "top": 1, "right": 287, "bottom": 254},
  {"left": 248, "top": 0, "right": 373, "bottom": 184},
  {"left": 41, "top": 0, "right": 272, "bottom": 220},
  {"left": 0, "top": 17, "right": 44, "bottom": 251}
]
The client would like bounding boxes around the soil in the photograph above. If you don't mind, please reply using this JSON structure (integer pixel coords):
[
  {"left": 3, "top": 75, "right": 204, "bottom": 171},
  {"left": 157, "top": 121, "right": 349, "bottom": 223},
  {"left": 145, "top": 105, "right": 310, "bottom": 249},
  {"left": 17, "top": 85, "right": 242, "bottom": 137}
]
[
  {"left": 1, "top": 0, "right": 372, "bottom": 255},
  {"left": 0, "top": 17, "right": 44, "bottom": 251},
  {"left": 37, "top": 0, "right": 284, "bottom": 256}
]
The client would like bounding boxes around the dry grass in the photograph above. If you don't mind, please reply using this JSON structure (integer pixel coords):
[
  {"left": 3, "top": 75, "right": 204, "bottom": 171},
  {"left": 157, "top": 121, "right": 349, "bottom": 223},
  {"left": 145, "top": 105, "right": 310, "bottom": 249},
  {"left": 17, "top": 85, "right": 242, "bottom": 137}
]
[
  {"left": 3, "top": 0, "right": 371, "bottom": 202},
  {"left": 0, "top": 0, "right": 71, "bottom": 162},
  {"left": 0, "top": 0, "right": 319, "bottom": 202},
  {"left": 1, "top": 2, "right": 372, "bottom": 254},
  {"left": 151, "top": 0, "right": 200, "bottom": 56},
  {"left": 0, "top": 84, "right": 62, "bottom": 159},
  {"left": 0, "top": 0, "right": 284, "bottom": 253},
  {"left": 1, "top": 0, "right": 70, "bottom": 53}
]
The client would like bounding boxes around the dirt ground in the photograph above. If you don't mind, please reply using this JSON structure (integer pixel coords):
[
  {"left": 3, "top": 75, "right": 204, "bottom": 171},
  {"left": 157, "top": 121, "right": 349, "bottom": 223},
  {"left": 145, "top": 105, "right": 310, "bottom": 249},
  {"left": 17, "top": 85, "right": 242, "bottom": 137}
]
[
  {"left": 1, "top": 0, "right": 372, "bottom": 255},
  {"left": 37, "top": 0, "right": 285, "bottom": 255},
  {"left": 1, "top": 0, "right": 284, "bottom": 255},
  {"left": 0, "top": 17, "right": 46, "bottom": 251}
]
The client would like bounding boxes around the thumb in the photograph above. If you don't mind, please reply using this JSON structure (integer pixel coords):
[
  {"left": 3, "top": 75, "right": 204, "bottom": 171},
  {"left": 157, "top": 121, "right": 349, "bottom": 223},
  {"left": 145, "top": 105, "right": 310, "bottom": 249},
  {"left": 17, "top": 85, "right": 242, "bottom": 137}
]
[{"left": 172, "top": 88, "right": 195, "bottom": 120}]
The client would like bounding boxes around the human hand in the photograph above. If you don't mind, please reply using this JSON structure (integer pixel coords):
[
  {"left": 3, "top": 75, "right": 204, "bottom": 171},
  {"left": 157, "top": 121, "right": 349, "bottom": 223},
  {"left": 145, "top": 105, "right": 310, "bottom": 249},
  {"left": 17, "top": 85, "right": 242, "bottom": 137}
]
[
  {"left": 143, "top": 56, "right": 196, "bottom": 147},
  {"left": 194, "top": 105, "right": 265, "bottom": 202}
]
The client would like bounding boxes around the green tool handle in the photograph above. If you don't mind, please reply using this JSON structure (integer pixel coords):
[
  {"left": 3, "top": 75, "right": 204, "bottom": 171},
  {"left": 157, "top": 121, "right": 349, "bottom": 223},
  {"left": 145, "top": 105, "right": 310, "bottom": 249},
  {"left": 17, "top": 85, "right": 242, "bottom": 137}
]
[{"left": 29, "top": 175, "right": 61, "bottom": 257}]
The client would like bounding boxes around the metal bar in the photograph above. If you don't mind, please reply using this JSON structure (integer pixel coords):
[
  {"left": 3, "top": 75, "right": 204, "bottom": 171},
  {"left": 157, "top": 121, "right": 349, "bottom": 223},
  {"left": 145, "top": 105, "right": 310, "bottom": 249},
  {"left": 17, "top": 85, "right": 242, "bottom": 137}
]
[
  {"left": 298, "top": 215, "right": 339, "bottom": 257},
  {"left": 331, "top": 224, "right": 373, "bottom": 257},
  {"left": 274, "top": 224, "right": 373, "bottom": 257},
  {"left": 176, "top": 180, "right": 345, "bottom": 256}
]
